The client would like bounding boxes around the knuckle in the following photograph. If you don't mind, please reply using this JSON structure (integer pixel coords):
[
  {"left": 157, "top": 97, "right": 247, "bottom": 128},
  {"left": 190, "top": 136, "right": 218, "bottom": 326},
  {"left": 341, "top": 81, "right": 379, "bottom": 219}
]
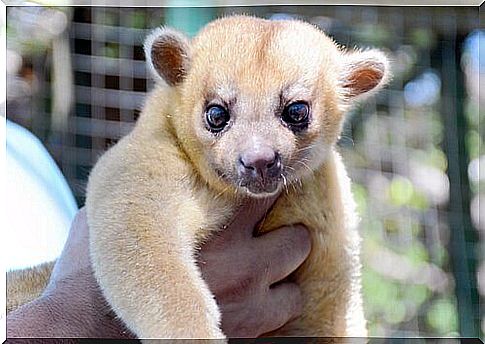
[
  {"left": 273, "top": 236, "right": 302, "bottom": 267},
  {"left": 276, "top": 225, "right": 308, "bottom": 248},
  {"left": 254, "top": 301, "right": 283, "bottom": 335},
  {"left": 269, "top": 306, "right": 291, "bottom": 330}
]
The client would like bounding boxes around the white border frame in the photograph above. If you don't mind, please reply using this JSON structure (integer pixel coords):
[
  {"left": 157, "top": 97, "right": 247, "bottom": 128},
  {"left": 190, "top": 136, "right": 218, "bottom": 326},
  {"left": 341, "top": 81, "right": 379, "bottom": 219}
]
[
  {"left": 0, "top": 1, "right": 481, "bottom": 342},
  {"left": 1, "top": 1, "right": 6, "bottom": 342}
]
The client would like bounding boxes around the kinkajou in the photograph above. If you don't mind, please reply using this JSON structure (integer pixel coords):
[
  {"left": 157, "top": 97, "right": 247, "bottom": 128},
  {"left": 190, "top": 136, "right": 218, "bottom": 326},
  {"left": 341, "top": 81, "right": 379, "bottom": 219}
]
[{"left": 8, "top": 15, "right": 390, "bottom": 339}]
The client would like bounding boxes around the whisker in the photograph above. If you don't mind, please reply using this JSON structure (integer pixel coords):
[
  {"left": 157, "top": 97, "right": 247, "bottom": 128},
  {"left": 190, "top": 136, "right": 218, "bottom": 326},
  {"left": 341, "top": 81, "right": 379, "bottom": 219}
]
[
  {"left": 234, "top": 181, "right": 240, "bottom": 195},
  {"left": 297, "top": 160, "right": 313, "bottom": 175},
  {"left": 214, "top": 185, "right": 230, "bottom": 200},
  {"left": 295, "top": 144, "right": 317, "bottom": 154},
  {"left": 281, "top": 173, "right": 289, "bottom": 195}
]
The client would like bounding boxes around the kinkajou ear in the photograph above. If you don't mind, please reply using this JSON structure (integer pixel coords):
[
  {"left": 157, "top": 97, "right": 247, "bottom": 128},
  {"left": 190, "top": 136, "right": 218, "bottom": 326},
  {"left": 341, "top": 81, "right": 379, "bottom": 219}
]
[
  {"left": 339, "top": 49, "right": 391, "bottom": 100},
  {"left": 144, "top": 27, "right": 191, "bottom": 86}
]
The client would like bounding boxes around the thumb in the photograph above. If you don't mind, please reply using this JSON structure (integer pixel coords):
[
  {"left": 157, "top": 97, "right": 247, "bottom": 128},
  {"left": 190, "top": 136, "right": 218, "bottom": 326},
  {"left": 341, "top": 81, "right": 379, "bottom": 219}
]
[{"left": 225, "top": 191, "right": 282, "bottom": 239}]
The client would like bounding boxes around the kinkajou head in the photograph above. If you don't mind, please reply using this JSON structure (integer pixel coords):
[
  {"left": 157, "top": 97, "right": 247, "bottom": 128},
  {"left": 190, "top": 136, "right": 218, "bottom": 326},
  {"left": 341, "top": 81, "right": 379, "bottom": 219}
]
[{"left": 144, "top": 15, "right": 390, "bottom": 197}]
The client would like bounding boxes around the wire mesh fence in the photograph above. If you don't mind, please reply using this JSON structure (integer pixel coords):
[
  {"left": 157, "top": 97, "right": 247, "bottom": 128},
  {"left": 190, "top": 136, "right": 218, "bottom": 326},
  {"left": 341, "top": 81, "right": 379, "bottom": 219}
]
[{"left": 5, "top": 5, "right": 482, "bottom": 338}]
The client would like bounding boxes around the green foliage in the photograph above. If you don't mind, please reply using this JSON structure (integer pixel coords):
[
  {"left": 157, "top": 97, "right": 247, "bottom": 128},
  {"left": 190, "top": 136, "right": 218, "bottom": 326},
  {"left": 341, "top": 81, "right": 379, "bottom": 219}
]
[
  {"left": 354, "top": 23, "right": 393, "bottom": 46},
  {"left": 426, "top": 298, "right": 459, "bottom": 335},
  {"left": 388, "top": 176, "right": 428, "bottom": 210},
  {"left": 410, "top": 28, "right": 437, "bottom": 50},
  {"left": 403, "top": 241, "right": 429, "bottom": 266},
  {"left": 465, "top": 130, "right": 481, "bottom": 161},
  {"left": 363, "top": 264, "right": 431, "bottom": 335},
  {"left": 103, "top": 42, "right": 120, "bottom": 58},
  {"left": 352, "top": 183, "right": 368, "bottom": 215},
  {"left": 389, "top": 176, "right": 414, "bottom": 206},
  {"left": 101, "top": 11, "right": 119, "bottom": 27},
  {"left": 430, "top": 243, "right": 448, "bottom": 267},
  {"left": 130, "top": 11, "right": 147, "bottom": 29},
  {"left": 413, "top": 147, "right": 448, "bottom": 171}
]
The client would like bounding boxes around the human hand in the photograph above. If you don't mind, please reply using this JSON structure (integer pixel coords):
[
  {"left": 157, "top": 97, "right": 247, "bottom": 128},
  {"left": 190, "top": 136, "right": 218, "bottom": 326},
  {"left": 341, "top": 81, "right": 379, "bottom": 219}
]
[
  {"left": 198, "top": 193, "right": 311, "bottom": 337},
  {"left": 8, "top": 196, "right": 311, "bottom": 339}
]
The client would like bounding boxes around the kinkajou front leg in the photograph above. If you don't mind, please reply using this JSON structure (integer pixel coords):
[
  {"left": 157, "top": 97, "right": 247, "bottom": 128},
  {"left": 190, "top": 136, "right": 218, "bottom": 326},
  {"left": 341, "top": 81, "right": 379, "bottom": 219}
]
[{"left": 87, "top": 189, "right": 225, "bottom": 340}]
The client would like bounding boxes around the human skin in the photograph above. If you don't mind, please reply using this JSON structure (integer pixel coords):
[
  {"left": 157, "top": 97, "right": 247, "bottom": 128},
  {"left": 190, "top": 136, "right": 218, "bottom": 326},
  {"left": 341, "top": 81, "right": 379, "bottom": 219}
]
[{"left": 7, "top": 193, "right": 311, "bottom": 339}]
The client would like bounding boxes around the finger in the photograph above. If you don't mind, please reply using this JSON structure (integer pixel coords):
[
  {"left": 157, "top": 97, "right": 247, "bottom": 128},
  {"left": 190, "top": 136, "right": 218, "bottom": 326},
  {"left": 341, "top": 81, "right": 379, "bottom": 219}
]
[
  {"left": 259, "top": 282, "right": 303, "bottom": 334},
  {"left": 223, "top": 191, "right": 282, "bottom": 240},
  {"left": 255, "top": 224, "right": 311, "bottom": 284}
]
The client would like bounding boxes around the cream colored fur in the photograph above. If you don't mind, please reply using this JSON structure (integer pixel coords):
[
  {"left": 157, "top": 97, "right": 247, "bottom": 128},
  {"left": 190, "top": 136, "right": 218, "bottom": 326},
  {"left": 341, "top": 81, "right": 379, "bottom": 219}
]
[
  {"left": 7, "top": 261, "right": 55, "bottom": 313},
  {"left": 7, "top": 15, "right": 390, "bottom": 339}
]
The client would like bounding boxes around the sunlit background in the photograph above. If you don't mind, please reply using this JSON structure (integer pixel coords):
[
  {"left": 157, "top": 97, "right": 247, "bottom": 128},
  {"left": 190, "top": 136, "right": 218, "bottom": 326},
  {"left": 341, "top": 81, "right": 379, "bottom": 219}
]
[{"left": 5, "top": 4, "right": 483, "bottom": 339}]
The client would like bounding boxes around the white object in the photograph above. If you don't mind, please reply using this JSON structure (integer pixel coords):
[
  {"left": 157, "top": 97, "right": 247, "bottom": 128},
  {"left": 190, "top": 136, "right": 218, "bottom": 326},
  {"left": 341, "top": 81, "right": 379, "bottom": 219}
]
[{"left": 5, "top": 119, "right": 78, "bottom": 270}]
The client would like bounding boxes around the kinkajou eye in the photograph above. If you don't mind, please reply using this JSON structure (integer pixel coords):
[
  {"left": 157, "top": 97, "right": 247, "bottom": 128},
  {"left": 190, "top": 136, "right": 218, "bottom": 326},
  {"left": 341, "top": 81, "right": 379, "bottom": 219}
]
[
  {"left": 205, "top": 105, "right": 230, "bottom": 133},
  {"left": 281, "top": 102, "right": 310, "bottom": 130}
]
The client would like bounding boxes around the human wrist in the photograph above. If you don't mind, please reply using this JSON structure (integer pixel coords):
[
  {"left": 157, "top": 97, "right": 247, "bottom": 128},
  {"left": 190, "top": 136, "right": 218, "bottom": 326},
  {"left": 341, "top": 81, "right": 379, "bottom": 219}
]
[
  {"left": 44, "top": 282, "right": 133, "bottom": 338},
  {"left": 8, "top": 286, "right": 132, "bottom": 339}
]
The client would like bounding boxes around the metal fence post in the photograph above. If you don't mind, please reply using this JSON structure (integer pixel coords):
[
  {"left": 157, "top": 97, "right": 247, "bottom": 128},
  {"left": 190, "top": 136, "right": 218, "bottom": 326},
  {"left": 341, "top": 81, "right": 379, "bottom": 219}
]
[{"left": 438, "top": 18, "right": 480, "bottom": 337}]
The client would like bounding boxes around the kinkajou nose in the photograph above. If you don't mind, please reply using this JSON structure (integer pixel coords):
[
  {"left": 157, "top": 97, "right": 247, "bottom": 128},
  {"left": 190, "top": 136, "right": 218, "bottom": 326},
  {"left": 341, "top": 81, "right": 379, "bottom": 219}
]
[{"left": 238, "top": 148, "right": 282, "bottom": 180}]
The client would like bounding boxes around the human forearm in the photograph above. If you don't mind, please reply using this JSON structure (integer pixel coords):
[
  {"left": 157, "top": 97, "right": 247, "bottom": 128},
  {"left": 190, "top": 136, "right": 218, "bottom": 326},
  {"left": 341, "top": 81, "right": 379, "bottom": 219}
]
[{"left": 7, "top": 295, "right": 62, "bottom": 338}]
